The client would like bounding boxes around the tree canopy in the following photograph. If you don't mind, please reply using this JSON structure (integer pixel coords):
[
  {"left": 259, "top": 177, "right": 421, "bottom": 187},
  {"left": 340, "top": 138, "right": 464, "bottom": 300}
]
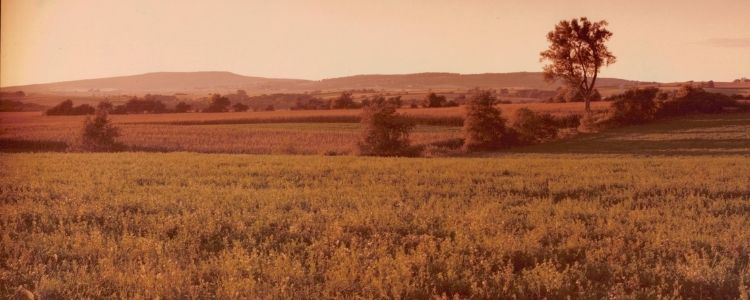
[{"left": 540, "top": 17, "right": 615, "bottom": 112}]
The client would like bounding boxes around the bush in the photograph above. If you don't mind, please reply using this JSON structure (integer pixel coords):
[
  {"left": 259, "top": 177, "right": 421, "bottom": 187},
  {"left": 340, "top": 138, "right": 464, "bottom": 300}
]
[
  {"left": 463, "top": 91, "right": 509, "bottom": 151},
  {"left": 656, "top": 87, "right": 738, "bottom": 117},
  {"left": 331, "top": 92, "right": 360, "bottom": 109},
  {"left": 174, "top": 102, "right": 191, "bottom": 113},
  {"left": 203, "top": 94, "right": 231, "bottom": 112},
  {"left": 422, "top": 93, "right": 447, "bottom": 108},
  {"left": 357, "top": 96, "right": 417, "bottom": 156},
  {"left": 46, "top": 100, "right": 95, "bottom": 115},
  {"left": 608, "top": 87, "right": 659, "bottom": 124},
  {"left": 79, "top": 108, "right": 121, "bottom": 151},
  {"left": 232, "top": 103, "right": 250, "bottom": 112},
  {"left": 510, "top": 108, "right": 559, "bottom": 144},
  {"left": 550, "top": 87, "right": 601, "bottom": 103}
]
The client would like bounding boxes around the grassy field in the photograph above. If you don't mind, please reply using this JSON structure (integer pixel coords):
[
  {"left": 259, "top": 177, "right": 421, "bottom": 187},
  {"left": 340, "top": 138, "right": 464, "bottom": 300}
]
[
  {"left": 0, "top": 102, "right": 607, "bottom": 154},
  {"left": 1, "top": 113, "right": 749, "bottom": 298},
  {"left": 2, "top": 154, "right": 748, "bottom": 298},
  {"left": 1, "top": 103, "right": 748, "bottom": 298}
]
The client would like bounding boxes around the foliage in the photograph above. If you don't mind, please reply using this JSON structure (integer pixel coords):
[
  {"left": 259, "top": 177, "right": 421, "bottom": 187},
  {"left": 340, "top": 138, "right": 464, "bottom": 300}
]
[
  {"left": 232, "top": 103, "right": 250, "bottom": 112},
  {"left": 656, "top": 86, "right": 739, "bottom": 117},
  {"left": 608, "top": 87, "right": 660, "bottom": 124},
  {"left": 510, "top": 108, "right": 560, "bottom": 144},
  {"left": 174, "top": 102, "right": 192, "bottom": 113},
  {"left": 540, "top": 17, "right": 616, "bottom": 112},
  {"left": 423, "top": 92, "right": 448, "bottom": 108},
  {"left": 111, "top": 96, "right": 170, "bottom": 114},
  {"left": 357, "top": 96, "right": 417, "bottom": 156},
  {"left": 78, "top": 108, "right": 121, "bottom": 151},
  {"left": 462, "top": 91, "right": 508, "bottom": 151},
  {"left": 550, "top": 87, "right": 601, "bottom": 103},
  {"left": 1, "top": 153, "right": 749, "bottom": 298},
  {"left": 203, "top": 94, "right": 231, "bottom": 113},
  {"left": 46, "top": 100, "right": 95, "bottom": 115},
  {"left": 0, "top": 100, "right": 46, "bottom": 112},
  {"left": 331, "top": 92, "right": 360, "bottom": 109}
]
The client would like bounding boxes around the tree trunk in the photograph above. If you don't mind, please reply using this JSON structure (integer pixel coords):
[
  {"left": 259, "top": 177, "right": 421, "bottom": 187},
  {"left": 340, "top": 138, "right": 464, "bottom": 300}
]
[{"left": 585, "top": 97, "right": 591, "bottom": 113}]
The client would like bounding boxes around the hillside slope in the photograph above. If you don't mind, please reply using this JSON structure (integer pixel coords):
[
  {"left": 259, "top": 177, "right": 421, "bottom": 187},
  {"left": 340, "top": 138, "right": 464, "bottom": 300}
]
[{"left": 1, "top": 71, "right": 642, "bottom": 96}]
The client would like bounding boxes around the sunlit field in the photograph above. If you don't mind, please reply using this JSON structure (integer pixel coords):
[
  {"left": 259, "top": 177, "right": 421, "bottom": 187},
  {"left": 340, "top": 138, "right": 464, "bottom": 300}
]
[
  {"left": 2, "top": 112, "right": 750, "bottom": 298},
  {"left": 2, "top": 153, "right": 749, "bottom": 298},
  {"left": 0, "top": 102, "right": 608, "bottom": 154}
]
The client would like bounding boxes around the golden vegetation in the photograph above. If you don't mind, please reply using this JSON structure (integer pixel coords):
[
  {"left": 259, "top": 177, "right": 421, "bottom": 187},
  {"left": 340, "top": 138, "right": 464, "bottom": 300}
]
[
  {"left": 0, "top": 102, "right": 608, "bottom": 154},
  {"left": 1, "top": 153, "right": 749, "bottom": 298}
]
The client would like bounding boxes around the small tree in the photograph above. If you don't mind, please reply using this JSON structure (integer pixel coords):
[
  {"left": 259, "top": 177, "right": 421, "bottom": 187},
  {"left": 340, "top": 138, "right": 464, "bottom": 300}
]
[
  {"left": 233, "top": 102, "right": 250, "bottom": 112},
  {"left": 331, "top": 92, "right": 357, "bottom": 109},
  {"left": 608, "top": 87, "right": 659, "bottom": 124},
  {"left": 540, "top": 17, "right": 616, "bottom": 113},
  {"left": 203, "top": 94, "right": 231, "bottom": 112},
  {"left": 463, "top": 91, "right": 508, "bottom": 151},
  {"left": 357, "top": 96, "right": 416, "bottom": 156},
  {"left": 423, "top": 92, "right": 447, "bottom": 108},
  {"left": 174, "top": 101, "right": 191, "bottom": 113},
  {"left": 80, "top": 107, "right": 121, "bottom": 151},
  {"left": 511, "top": 108, "right": 559, "bottom": 144}
]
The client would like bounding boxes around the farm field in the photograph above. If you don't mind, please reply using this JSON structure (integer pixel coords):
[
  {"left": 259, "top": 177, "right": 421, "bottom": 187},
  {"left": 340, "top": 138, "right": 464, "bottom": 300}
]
[
  {"left": 2, "top": 114, "right": 750, "bottom": 298},
  {"left": 0, "top": 102, "right": 609, "bottom": 154}
]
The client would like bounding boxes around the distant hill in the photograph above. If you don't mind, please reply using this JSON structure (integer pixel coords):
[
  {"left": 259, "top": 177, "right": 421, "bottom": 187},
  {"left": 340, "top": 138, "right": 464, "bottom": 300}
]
[
  {"left": 0, "top": 71, "right": 644, "bottom": 96},
  {"left": 0, "top": 72, "right": 308, "bottom": 96},
  {"left": 303, "top": 72, "right": 639, "bottom": 90}
]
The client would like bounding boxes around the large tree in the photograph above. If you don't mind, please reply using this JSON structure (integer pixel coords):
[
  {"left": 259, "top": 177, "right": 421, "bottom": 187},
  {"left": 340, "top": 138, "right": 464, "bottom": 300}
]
[{"left": 540, "top": 17, "right": 615, "bottom": 113}]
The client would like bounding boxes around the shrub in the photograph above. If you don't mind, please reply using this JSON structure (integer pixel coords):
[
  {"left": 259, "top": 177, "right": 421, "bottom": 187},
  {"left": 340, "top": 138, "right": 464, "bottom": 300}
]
[
  {"left": 203, "top": 94, "right": 231, "bottom": 112},
  {"left": 357, "top": 96, "right": 417, "bottom": 156},
  {"left": 608, "top": 87, "right": 659, "bottom": 124},
  {"left": 331, "top": 92, "right": 360, "bottom": 109},
  {"left": 46, "top": 100, "right": 95, "bottom": 115},
  {"left": 656, "top": 87, "right": 738, "bottom": 117},
  {"left": 79, "top": 108, "right": 121, "bottom": 151},
  {"left": 422, "top": 93, "right": 447, "bottom": 108},
  {"left": 550, "top": 87, "right": 601, "bottom": 103},
  {"left": 510, "top": 108, "right": 559, "bottom": 144},
  {"left": 174, "top": 102, "right": 191, "bottom": 113},
  {"left": 232, "top": 103, "right": 250, "bottom": 112},
  {"left": 463, "top": 91, "right": 509, "bottom": 151}
]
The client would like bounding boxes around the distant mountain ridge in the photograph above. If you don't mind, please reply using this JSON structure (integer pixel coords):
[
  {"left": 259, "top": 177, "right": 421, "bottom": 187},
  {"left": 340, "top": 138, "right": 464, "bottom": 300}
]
[{"left": 1, "top": 71, "right": 644, "bottom": 95}]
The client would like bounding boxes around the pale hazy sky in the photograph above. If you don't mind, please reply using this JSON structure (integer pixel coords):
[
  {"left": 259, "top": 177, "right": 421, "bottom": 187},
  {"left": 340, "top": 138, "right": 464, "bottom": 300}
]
[{"left": 2, "top": 0, "right": 749, "bottom": 87}]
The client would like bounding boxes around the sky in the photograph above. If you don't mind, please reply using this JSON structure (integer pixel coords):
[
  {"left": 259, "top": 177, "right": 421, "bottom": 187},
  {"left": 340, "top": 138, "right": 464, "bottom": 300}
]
[{"left": 1, "top": 0, "right": 749, "bottom": 87}]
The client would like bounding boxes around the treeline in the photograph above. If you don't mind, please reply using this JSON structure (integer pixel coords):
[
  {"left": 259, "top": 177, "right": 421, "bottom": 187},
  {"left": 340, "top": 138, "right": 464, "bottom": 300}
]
[
  {"left": 357, "top": 90, "right": 582, "bottom": 157},
  {"left": 357, "top": 86, "right": 747, "bottom": 157},
  {"left": 0, "top": 99, "right": 46, "bottom": 112},
  {"left": 604, "top": 86, "right": 748, "bottom": 126}
]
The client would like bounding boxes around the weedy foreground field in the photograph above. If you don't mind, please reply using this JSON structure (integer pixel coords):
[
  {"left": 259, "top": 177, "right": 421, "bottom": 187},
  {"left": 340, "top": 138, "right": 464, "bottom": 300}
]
[{"left": 2, "top": 124, "right": 750, "bottom": 298}]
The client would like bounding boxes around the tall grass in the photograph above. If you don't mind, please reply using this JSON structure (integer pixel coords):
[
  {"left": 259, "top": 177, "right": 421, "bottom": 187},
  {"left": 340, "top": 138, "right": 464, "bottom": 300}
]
[{"left": 1, "top": 153, "right": 748, "bottom": 298}]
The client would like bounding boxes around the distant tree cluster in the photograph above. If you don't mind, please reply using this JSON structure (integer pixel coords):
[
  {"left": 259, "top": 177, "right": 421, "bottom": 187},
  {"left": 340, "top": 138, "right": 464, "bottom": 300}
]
[
  {"left": 549, "top": 87, "right": 602, "bottom": 103},
  {"left": 422, "top": 93, "right": 458, "bottom": 108},
  {"left": 111, "top": 96, "right": 169, "bottom": 114},
  {"left": 606, "top": 86, "right": 744, "bottom": 126},
  {"left": 203, "top": 94, "right": 231, "bottom": 112},
  {"left": 46, "top": 100, "right": 95, "bottom": 115}
]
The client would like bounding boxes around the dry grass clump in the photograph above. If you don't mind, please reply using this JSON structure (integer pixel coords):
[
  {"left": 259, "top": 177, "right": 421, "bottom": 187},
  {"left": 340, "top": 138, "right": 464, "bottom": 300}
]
[{"left": 1, "top": 153, "right": 748, "bottom": 298}]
